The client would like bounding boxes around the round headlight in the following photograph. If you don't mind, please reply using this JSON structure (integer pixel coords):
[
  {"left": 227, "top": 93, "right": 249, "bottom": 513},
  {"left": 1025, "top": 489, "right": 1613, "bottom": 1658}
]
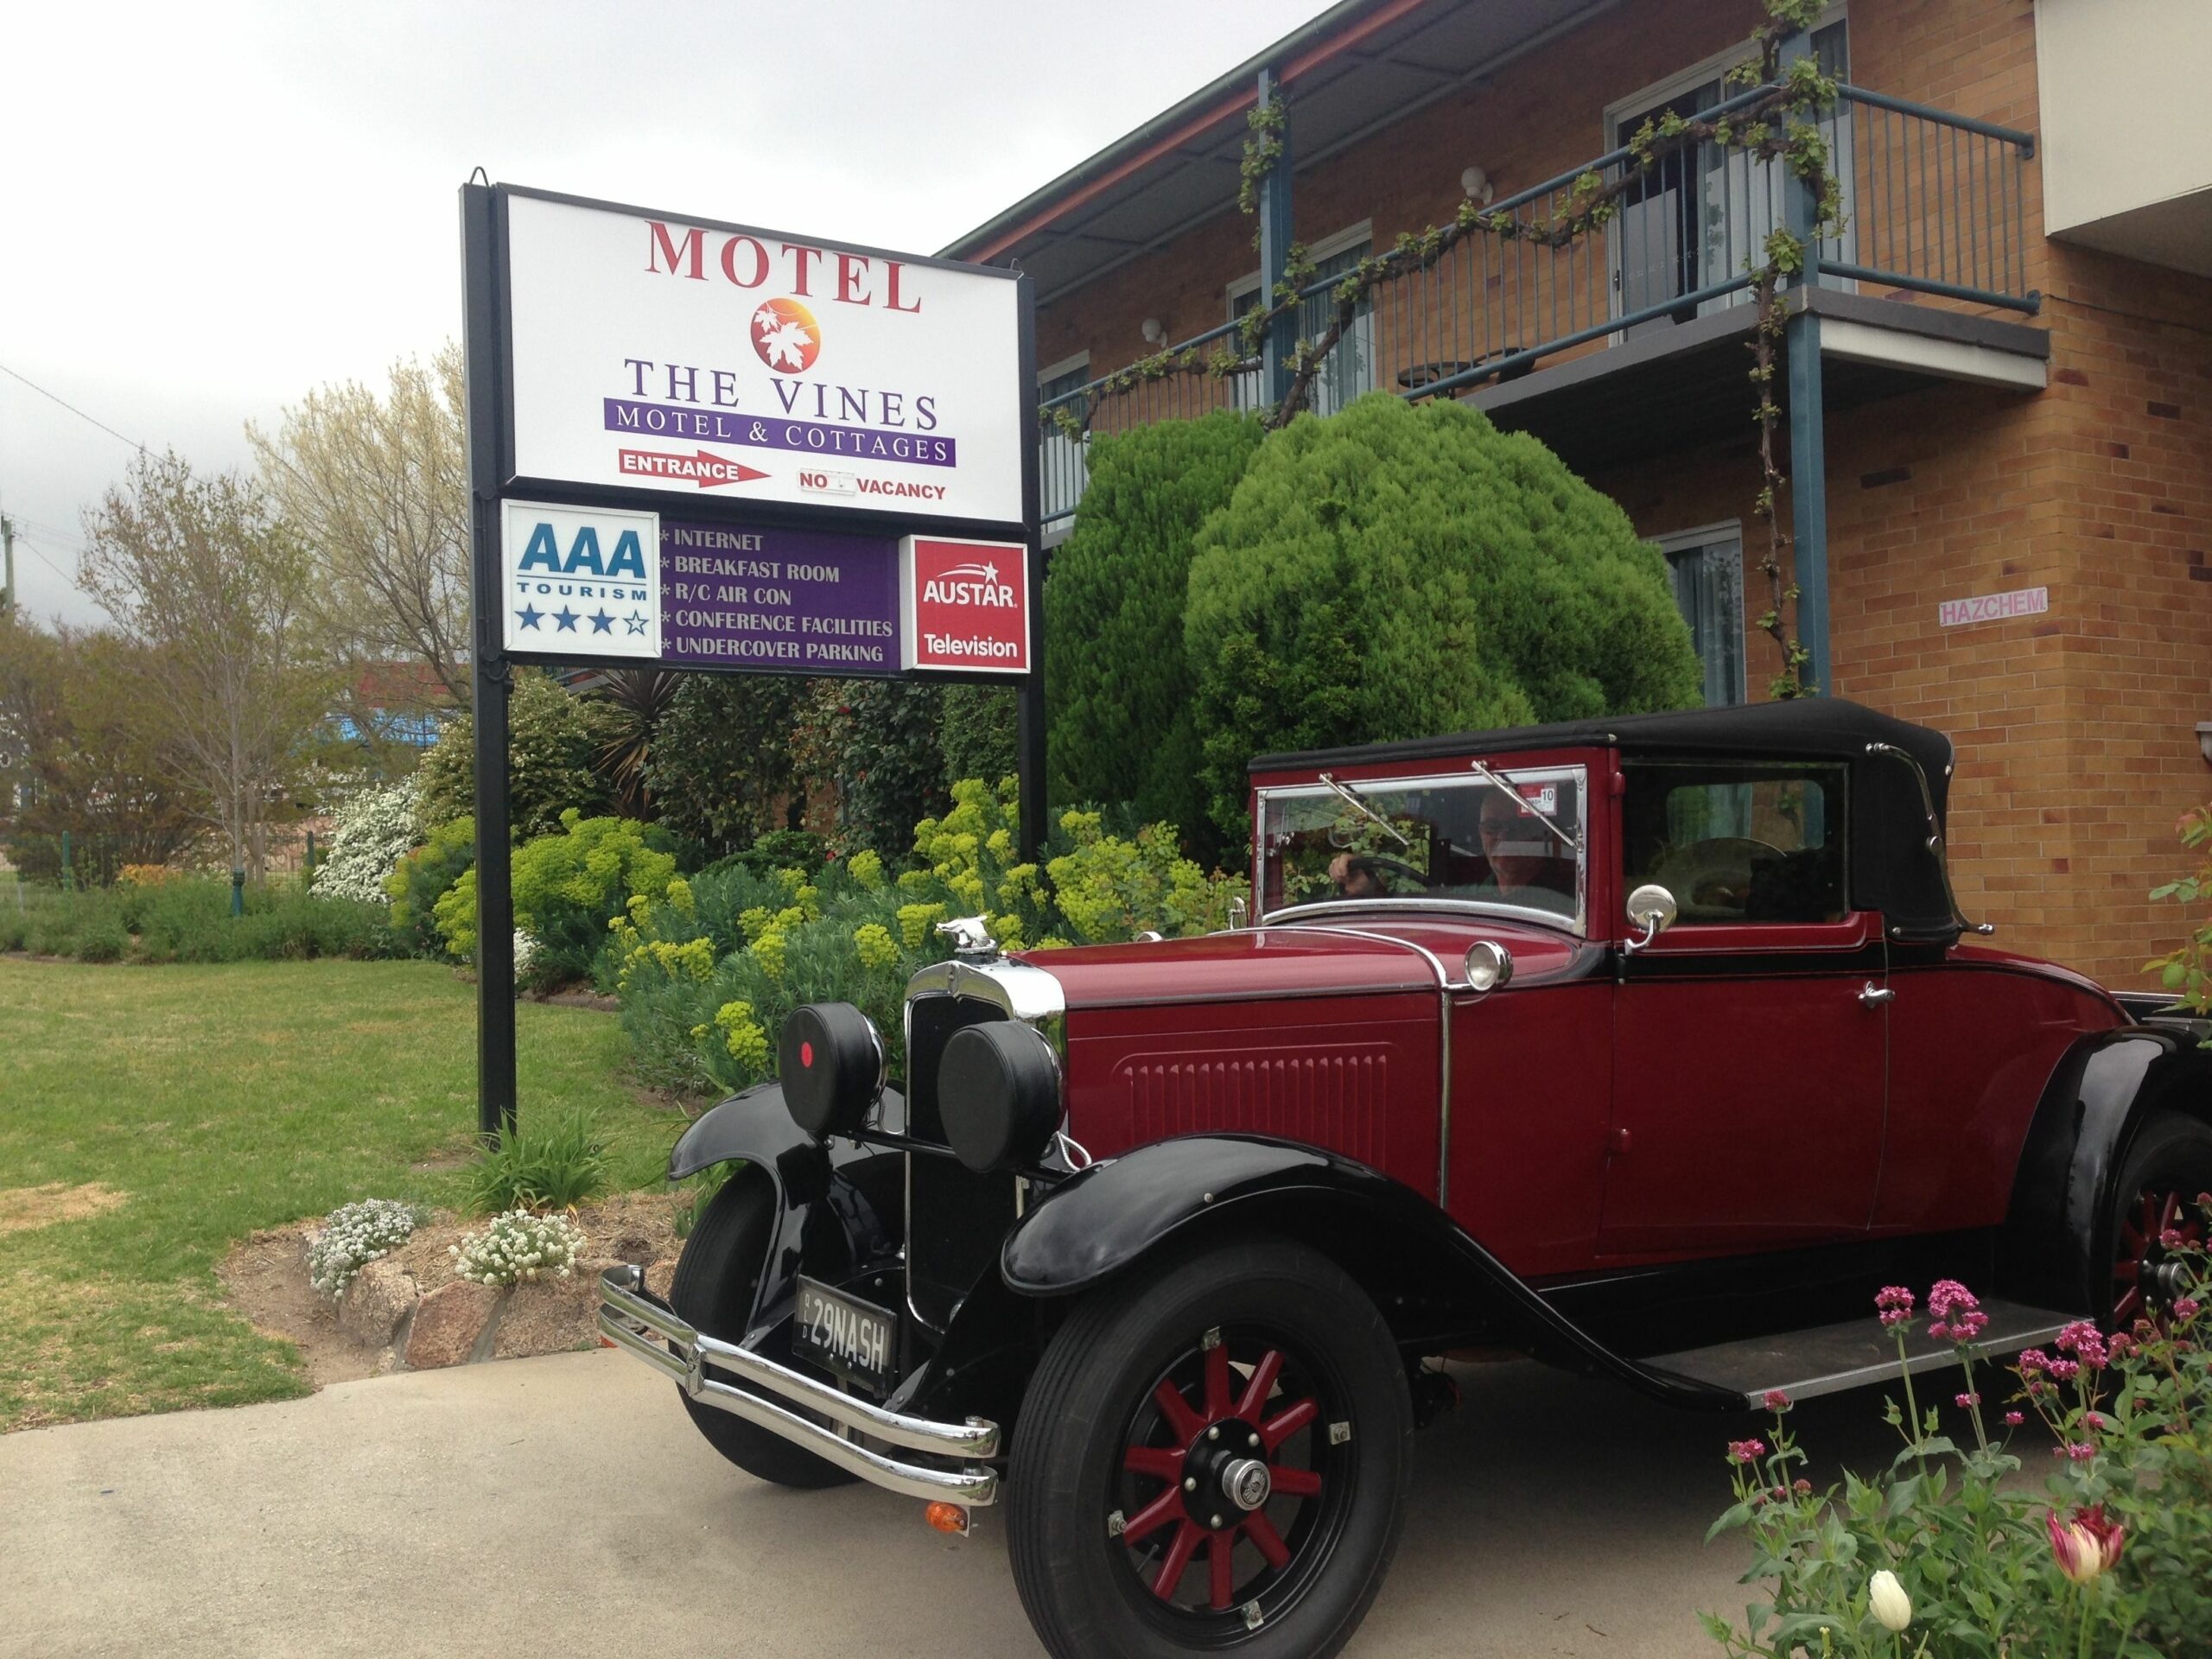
[
  {"left": 779, "top": 1002, "right": 886, "bottom": 1140},
  {"left": 938, "top": 1022, "right": 1062, "bottom": 1174},
  {"left": 1464, "top": 939, "right": 1514, "bottom": 993}
]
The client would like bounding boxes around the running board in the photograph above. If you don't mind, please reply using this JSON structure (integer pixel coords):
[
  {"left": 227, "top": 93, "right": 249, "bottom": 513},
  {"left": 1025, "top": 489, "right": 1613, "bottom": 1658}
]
[{"left": 1637, "top": 1299, "right": 2075, "bottom": 1407}]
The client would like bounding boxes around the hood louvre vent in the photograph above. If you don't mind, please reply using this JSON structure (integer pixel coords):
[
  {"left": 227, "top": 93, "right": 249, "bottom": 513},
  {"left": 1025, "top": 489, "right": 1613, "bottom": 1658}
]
[{"left": 1119, "top": 1049, "right": 1389, "bottom": 1164}]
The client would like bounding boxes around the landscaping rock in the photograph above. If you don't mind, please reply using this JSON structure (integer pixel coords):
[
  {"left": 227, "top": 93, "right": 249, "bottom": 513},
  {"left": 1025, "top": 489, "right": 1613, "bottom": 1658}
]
[
  {"left": 493, "top": 1264, "right": 605, "bottom": 1359},
  {"left": 336, "top": 1258, "right": 418, "bottom": 1350},
  {"left": 404, "top": 1281, "right": 504, "bottom": 1370}
]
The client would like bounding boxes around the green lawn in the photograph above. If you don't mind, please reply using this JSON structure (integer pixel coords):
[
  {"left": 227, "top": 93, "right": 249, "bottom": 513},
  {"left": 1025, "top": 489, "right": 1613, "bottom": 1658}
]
[{"left": 0, "top": 957, "right": 677, "bottom": 1430}]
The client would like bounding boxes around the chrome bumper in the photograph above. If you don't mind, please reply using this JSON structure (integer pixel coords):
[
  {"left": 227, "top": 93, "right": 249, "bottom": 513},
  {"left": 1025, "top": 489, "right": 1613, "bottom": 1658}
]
[{"left": 596, "top": 1266, "right": 1001, "bottom": 1505}]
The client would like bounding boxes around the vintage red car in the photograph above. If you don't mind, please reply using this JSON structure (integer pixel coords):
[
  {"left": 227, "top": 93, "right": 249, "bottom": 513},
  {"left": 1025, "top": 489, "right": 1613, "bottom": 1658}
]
[{"left": 601, "top": 699, "right": 2211, "bottom": 1659}]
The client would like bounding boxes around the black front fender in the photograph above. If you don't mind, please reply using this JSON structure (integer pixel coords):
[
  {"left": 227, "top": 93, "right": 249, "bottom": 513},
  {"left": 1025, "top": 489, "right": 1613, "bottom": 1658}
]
[
  {"left": 667, "top": 1083, "right": 903, "bottom": 1330},
  {"left": 2004, "top": 1027, "right": 2212, "bottom": 1311},
  {"left": 1001, "top": 1135, "right": 1741, "bottom": 1410}
]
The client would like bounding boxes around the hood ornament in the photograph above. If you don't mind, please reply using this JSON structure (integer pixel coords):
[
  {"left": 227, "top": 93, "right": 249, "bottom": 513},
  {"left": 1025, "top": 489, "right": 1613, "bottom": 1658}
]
[{"left": 935, "top": 914, "right": 999, "bottom": 959}]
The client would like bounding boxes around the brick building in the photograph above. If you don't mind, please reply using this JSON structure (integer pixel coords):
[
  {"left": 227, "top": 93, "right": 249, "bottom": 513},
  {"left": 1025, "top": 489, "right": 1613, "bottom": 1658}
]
[{"left": 944, "top": 0, "right": 2211, "bottom": 987}]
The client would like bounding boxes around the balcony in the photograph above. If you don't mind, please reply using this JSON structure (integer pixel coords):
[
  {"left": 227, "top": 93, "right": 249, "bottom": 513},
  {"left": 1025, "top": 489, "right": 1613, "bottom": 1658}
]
[{"left": 1038, "top": 83, "right": 2044, "bottom": 526}]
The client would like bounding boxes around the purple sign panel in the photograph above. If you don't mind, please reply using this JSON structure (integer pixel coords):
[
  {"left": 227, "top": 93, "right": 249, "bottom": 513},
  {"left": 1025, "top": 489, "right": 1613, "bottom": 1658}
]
[{"left": 658, "top": 518, "right": 899, "bottom": 676}]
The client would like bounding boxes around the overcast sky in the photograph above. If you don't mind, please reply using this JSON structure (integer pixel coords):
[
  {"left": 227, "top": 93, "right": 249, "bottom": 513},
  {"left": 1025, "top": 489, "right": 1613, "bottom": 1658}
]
[{"left": 0, "top": 0, "right": 1325, "bottom": 627}]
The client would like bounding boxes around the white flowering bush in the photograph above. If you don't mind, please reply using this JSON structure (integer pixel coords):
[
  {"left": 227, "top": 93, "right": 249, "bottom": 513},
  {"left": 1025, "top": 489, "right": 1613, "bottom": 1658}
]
[
  {"left": 312, "top": 779, "right": 423, "bottom": 906},
  {"left": 513, "top": 927, "right": 538, "bottom": 981},
  {"left": 307, "top": 1198, "right": 423, "bottom": 1300},
  {"left": 450, "top": 1209, "right": 586, "bottom": 1287}
]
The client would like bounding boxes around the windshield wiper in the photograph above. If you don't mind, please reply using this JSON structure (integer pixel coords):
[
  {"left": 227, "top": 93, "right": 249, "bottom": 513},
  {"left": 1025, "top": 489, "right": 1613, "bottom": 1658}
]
[
  {"left": 1316, "top": 772, "right": 1410, "bottom": 849},
  {"left": 1467, "top": 760, "right": 1580, "bottom": 854}
]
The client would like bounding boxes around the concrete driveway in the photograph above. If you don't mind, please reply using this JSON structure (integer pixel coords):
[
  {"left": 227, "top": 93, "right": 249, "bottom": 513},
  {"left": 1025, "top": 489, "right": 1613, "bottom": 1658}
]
[{"left": 0, "top": 1349, "right": 1902, "bottom": 1658}]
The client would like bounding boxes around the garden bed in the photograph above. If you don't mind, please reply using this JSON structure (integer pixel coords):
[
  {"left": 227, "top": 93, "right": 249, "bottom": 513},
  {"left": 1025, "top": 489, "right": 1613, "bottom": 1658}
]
[{"left": 216, "top": 1192, "right": 683, "bottom": 1382}]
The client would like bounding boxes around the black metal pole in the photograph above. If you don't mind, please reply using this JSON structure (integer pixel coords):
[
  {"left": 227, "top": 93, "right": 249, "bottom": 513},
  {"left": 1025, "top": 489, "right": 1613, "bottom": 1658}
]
[
  {"left": 1014, "top": 271, "right": 1047, "bottom": 863},
  {"left": 461, "top": 181, "right": 518, "bottom": 1143}
]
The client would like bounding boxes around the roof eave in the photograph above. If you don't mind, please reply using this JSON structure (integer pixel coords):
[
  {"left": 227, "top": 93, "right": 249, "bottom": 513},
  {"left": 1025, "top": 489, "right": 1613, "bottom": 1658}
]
[{"left": 935, "top": 0, "right": 1401, "bottom": 265}]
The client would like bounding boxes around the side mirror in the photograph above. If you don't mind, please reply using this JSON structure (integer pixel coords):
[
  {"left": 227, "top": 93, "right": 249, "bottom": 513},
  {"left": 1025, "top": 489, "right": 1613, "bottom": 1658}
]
[{"left": 1623, "top": 883, "right": 1678, "bottom": 954}]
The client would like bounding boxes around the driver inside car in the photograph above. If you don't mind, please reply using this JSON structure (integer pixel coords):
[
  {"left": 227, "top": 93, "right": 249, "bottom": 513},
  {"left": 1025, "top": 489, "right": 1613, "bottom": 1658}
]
[
  {"left": 1470, "top": 789, "right": 1577, "bottom": 917},
  {"left": 1326, "top": 852, "right": 1390, "bottom": 898}
]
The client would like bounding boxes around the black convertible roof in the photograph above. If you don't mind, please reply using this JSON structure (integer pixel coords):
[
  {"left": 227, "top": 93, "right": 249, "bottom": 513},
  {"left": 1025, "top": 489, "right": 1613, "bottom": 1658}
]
[{"left": 1251, "top": 699, "right": 1967, "bottom": 943}]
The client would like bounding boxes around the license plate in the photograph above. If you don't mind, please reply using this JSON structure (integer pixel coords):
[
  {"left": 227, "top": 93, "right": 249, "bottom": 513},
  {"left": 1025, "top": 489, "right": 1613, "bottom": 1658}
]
[{"left": 792, "top": 1276, "right": 900, "bottom": 1396}]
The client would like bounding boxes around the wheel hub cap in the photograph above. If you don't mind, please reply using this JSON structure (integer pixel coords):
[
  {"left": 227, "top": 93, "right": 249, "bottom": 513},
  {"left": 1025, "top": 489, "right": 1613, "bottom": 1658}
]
[{"left": 1221, "top": 1458, "right": 1271, "bottom": 1512}]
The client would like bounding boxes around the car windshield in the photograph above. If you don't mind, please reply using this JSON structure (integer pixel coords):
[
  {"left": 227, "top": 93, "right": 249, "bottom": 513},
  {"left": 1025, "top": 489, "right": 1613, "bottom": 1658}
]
[{"left": 1257, "top": 765, "right": 1586, "bottom": 931}]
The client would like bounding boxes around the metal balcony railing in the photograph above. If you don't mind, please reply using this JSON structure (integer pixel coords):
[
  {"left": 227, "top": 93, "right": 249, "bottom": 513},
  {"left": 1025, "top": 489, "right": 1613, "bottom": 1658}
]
[{"left": 1038, "top": 84, "right": 2037, "bottom": 525}]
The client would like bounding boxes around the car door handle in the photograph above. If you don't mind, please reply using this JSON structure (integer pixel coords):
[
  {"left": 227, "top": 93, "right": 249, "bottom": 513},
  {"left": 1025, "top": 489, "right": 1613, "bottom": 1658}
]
[{"left": 1858, "top": 982, "right": 1896, "bottom": 1007}]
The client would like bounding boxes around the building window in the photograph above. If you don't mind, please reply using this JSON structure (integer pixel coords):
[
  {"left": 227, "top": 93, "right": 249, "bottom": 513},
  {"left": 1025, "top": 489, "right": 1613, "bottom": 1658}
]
[
  {"left": 1038, "top": 353, "right": 1090, "bottom": 523},
  {"left": 1657, "top": 524, "right": 1747, "bottom": 708},
  {"left": 1607, "top": 14, "right": 1853, "bottom": 332},
  {"left": 1229, "top": 224, "right": 1374, "bottom": 416}
]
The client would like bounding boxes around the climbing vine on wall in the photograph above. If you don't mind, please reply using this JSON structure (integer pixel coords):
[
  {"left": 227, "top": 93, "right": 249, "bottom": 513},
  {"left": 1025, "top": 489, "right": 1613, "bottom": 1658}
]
[{"left": 1046, "top": 0, "right": 1840, "bottom": 697}]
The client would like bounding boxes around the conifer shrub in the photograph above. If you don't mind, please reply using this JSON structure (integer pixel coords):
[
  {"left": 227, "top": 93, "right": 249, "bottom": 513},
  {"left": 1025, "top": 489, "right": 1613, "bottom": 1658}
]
[
  {"left": 1184, "top": 395, "right": 1703, "bottom": 843},
  {"left": 1045, "top": 411, "right": 1265, "bottom": 861}
]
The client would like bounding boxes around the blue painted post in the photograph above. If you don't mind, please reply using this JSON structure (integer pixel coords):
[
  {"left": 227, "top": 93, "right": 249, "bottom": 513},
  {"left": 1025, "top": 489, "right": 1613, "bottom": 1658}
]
[
  {"left": 1780, "top": 29, "right": 1832, "bottom": 696},
  {"left": 1255, "top": 67, "right": 1295, "bottom": 412}
]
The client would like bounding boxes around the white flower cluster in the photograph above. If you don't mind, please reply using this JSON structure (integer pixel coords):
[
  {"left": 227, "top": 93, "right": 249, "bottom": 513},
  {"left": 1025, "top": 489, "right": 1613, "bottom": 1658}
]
[
  {"left": 307, "top": 1198, "right": 423, "bottom": 1300},
  {"left": 449, "top": 1209, "right": 586, "bottom": 1287},
  {"left": 513, "top": 928, "right": 539, "bottom": 978},
  {"left": 311, "top": 778, "right": 424, "bottom": 906}
]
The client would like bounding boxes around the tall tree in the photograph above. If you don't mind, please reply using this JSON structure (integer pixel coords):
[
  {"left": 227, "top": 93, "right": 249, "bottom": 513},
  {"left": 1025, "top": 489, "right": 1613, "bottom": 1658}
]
[
  {"left": 0, "top": 615, "right": 204, "bottom": 878},
  {"left": 249, "top": 345, "right": 471, "bottom": 710},
  {"left": 77, "top": 450, "right": 331, "bottom": 878}
]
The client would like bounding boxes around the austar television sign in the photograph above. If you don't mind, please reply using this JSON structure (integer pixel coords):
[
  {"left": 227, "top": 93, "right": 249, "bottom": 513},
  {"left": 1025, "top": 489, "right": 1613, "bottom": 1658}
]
[{"left": 503, "top": 190, "right": 1025, "bottom": 525}]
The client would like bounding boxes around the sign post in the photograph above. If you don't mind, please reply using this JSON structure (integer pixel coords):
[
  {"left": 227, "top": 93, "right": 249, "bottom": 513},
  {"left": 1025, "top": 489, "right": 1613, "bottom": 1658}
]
[{"left": 458, "top": 181, "right": 1038, "bottom": 1142}]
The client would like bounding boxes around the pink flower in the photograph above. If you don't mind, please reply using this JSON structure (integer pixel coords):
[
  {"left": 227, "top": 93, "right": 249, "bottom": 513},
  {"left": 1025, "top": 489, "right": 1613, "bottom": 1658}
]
[
  {"left": 1763, "top": 1389, "right": 1792, "bottom": 1413},
  {"left": 2160, "top": 1228, "right": 2187, "bottom": 1251},
  {"left": 1875, "top": 1286, "right": 1916, "bottom": 1328},
  {"left": 2047, "top": 1358, "right": 2081, "bottom": 1382},
  {"left": 1956, "top": 1392, "right": 1980, "bottom": 1408},
  {"left": 2017, "top": 1349, "right": 2050, "bottom": 1374},
  {"left": 2048, "top": 1504, "right": 2126, "bottom": 1583},
  {"left": 1728, "top": 1439, "right": 1767, "bottom": 1465},
  {"left": 2177, "top": 1298, "right": 2202, "bottom": 1322},
  {"left": 2082, "top": 1411, "right": 2108, "bottom": 1431},
  {"left": 1793, "top": 1478, "right": 1812, "bottom": 1495},
  {"left": 2004, "top": 1411, "right": 2024, "bottom": 1427},
  {"left": 2063, "top": 1440, "right": 2097, "bottom": 1462},
  {"left": 2105, "top": 1332, "right": 2136, "bottom": 1360},
  {"left": 2055, "top": 1320, "right": 2109, "bottom": 1369}
]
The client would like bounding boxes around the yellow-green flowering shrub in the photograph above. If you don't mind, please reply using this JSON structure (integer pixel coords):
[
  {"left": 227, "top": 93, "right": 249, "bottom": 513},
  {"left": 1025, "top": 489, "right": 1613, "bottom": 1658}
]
[
  {"left": 1046, "top": 810, "right": 1247, "bottom": 944},
  {"left": 613, "top": 775, "right": 1245, "bottom": 1099},
  {"left": 433, "top": 809, "right": 681, "bottom": 988},
  {"left": 712, "top": 1001, "right": 772, "bottom": 1070},
  {"left": 854, "top": 923, "right": 900, "bottom": 972}
]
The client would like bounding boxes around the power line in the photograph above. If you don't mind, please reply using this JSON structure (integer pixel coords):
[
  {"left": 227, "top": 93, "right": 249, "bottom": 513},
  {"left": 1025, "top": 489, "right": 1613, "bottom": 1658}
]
[
  {"left": 10, "top": 532, "right": 74, "bottom": 582},
  {"left": 0, "top": 362, "right": 149, "bottom": 454}
]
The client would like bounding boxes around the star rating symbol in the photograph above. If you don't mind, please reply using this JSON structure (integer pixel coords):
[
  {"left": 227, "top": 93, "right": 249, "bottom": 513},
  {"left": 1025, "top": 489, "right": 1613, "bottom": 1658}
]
[
  {"left": 624, "top": 613, "right": 648, "bottom": 635},
  {"left": 514, "top": 604, "right": 543, "bottom": 630},
  {"left": 554, "top": 607, "right": 579, "bottom": 632},
  {"left": 589, "top": 609, "right": 613, "bottom": 633}
]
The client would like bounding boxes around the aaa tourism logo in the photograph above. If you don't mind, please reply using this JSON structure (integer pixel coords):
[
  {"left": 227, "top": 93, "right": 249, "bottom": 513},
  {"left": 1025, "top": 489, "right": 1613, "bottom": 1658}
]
[{"left": 752, "top": 297, "right": 821, "bottom": 372}]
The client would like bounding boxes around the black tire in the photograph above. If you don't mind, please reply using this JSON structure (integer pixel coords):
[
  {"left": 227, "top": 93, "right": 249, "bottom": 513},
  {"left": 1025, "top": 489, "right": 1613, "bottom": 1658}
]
[
  {"left": 667, "top": 1170, "right": 854, "bottom": 1489},
  {"left": 1007, "top": 1234, "right": 1413, "bottom": 1659},
  {"left": 2106, "top": 1113, "right": 2212, "bottom": 1329}
]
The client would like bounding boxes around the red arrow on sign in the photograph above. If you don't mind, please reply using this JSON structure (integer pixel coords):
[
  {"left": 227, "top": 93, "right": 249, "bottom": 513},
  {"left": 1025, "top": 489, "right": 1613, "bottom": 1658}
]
[{"left": 616, "top": 448, "right": 771, "bottom": 489}]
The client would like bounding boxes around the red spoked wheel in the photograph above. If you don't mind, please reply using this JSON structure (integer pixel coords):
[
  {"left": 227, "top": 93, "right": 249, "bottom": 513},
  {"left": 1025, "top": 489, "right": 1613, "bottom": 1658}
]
[
  {"left": 1115, "top": 1328, "right": 1344, "bottom": 1620},
  {"left": 2112, "top": 1184, "right": 2206, "bottom": 1327},
  {"left": 1007, "top": 1236, "right": 1412, "bottom": 1659},
  {"left": 2105, "top": 1116, "right": 2212, "bottom": 1331}
]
